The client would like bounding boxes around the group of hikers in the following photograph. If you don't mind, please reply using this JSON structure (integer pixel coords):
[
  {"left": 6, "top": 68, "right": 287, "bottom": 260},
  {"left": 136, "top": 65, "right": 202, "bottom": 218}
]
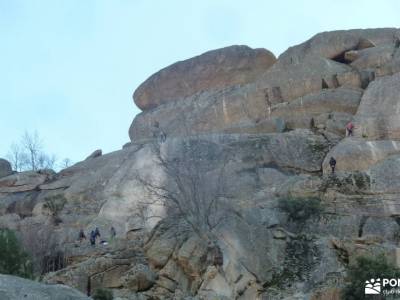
[{"left": 78, "top": 226, "right": 116, "bottom": 246}]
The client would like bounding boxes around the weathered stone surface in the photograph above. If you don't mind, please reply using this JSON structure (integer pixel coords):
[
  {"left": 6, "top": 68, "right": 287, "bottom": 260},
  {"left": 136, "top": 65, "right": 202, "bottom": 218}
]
[
  {"left": 0, "top": 158, "right": 12, "bottom": 178},
  {"left": 130, "top": 29, "right": 400, "bottom": 142},
  {"left": 5, "top": 28, "right": 400, "bottom": 300},
  {"left": 133, "top": 45, "right": 276, "bottom": 110},
  {"left": 122, "top": 264, "right": 156, "bottom": 291},
  {"left": 346, "top": 44, "right": 395, "bottom": 70},
  {"left": 256, "top": 57, "right": 361, "bottom": 105},
  {"left": 44, "top": 243, "right": 142, "bottom": 294},
  {"left": 0, "top": 274, "right": 89, "bottom": 300},
  {"left": 85, "top": 149, "right": 102, "bottom": 160},
  {"left": 270, "top": 87, "right": 361, "bottom": 132},
  {"left": 322, "top": 139, "right": 400, "bottom": 174},
  {"left": 376, "top": 47, "right": 400, "bottom": 77},
  {"left": 0, "top": 190, "right": 39, "bottom": 217},
  {"left": 310, "top": 287, "right": 341, "bottom": 300},
  {"left": 354, "top": 72, "right": 400, "bottom": 140},
  {"left": 129, "top": 83, "right": 268, "bottom": 141},
  {"left": 0, "top": 171, "right": 50, "bottom": 193},
  {"left": 272, "top": 87, "right": 361, "bottom": 117},
  {"left": 129, "top": 60, "right": 362, "bottom": 142},
  {"left": 278, "top": 28, "right": 400, "bottom": 64},
  {"left": 368, "top": 155, "right": 400, "bottom": 194}
]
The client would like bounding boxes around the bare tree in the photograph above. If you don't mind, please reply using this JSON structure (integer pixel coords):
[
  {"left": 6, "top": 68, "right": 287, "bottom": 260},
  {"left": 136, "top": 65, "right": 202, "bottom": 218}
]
[
  {"left": 6, "top": 131, "right": 57, "bottom": 171},
  {"left": 6, "top": 143, "right": 28, "bottom": 172},
  {"left": 59, "top": 158, "right": 72, "bottom": 170},
  {"left": 37, "top": 152, "right": 57, "bottom": 170},
  {"left": 18, "top": 223, "right": 59, "bottom": 274},
  {"left": 21, "top": 130, "right": 43, "bottom": 171},
  {"left": 138, "top": 135, "right": 233, "bottom": 240}
]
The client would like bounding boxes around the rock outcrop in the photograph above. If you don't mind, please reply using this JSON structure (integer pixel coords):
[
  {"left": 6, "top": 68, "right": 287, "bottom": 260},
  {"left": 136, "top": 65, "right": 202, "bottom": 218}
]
[
  {"left": 133, "top": 45, "right": 276, "bottom": 110},
  {"left": 85, "top": 149, "right": 102, "bottom": 160},
  {"left": 2, "top": 28, "right": 400, "bottom": 300},
  {"left": 0, "top": 158, "right": 12, "bottom": 178},
  {"left": 0, "top": 274, "right": 89, "bottom": 300},
  {"left": 129, "top": 28, "right": 400, "bottom": 143},
  {"left": 354, "top": 72, "right": 400, "bottom": 140}
]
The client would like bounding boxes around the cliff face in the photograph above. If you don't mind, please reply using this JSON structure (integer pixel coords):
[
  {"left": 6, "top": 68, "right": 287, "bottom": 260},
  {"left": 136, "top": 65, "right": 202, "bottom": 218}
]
[{"left": 1, "top": 28, "right": 400, "bottom": 299}]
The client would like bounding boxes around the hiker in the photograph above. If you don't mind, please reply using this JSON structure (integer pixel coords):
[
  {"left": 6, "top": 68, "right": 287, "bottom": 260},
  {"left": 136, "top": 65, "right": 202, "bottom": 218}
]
[
  {"left": 78, "top": 229, "right": 86, "bottom": 243},
  {"left": 94, "top": 227, "right": 101, "bottom": 241},
  {"left": 207, "top": 241, "right": 223, "bottom": 268},
  {"left": 152, "top": 121, "right": 166, "bottom": 143},
  {"left": 346, "top": 121, "right": 354, "bottom": 137},
  {"left": 159, "top": 130, "right": 167, "bottom": 143},
  {"left": 90, "top": 230, "right": 96, "bottom": 246},
  {"left": 110, "top": 226, "right": 116, "bottom": 239},
  {"left": 329, "top": 157, "right": 337, "bottom": 174}
]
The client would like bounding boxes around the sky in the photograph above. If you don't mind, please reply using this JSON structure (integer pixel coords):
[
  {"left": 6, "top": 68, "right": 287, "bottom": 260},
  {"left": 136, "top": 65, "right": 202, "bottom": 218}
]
[{"left": 1, "top": 0, "right": 400, "bottom": 165}]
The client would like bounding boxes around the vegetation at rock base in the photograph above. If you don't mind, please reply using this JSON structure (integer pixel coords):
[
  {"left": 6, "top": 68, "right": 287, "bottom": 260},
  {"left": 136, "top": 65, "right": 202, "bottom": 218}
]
[
  {"left": 265, "top": 234, "right": 320, "bottom": 290},
  {"left": 343, "top": 254, "right": 400, "bottom": 300},
  {"left": 43, "top": 194, "right": 67, "bottom": 225},
  {"left": 93, "top": 288, "right": 114, "bottom": 300},
  {"left": 278, "top": 196, "right": 323, "bottom": 223},
  {"left": 0, "top": 228, "right": 33, "bottom": 279}
]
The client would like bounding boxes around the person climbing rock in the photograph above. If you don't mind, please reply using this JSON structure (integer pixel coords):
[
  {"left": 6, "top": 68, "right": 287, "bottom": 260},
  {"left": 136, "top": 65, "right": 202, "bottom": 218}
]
[
  {"left": 78, "top": 229, "right": 86, "bottom": 243},
  {"left": 110, "top": 226, "right": 116, "bottom": 239},
  {"left": 346, "top": 121, "right": 354, "bottom": 137},
  {"left": 159, "top": 130, "right": 166, "bottom": 143},
  {"left": 89, "top": 230, "right": 96, "bottom": 246},
  {"left": 329, "top": 157, "right": 337, "bottom": 174},
  {"left": 152, "top": 121, "right": 167, "bottom": 143}
]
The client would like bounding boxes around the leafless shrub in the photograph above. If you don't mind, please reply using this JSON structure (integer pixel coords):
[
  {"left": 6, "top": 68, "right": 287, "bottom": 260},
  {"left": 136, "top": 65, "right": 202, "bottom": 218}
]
[{"left": 137, "top": 133, "right": 234, "bottom": 240}]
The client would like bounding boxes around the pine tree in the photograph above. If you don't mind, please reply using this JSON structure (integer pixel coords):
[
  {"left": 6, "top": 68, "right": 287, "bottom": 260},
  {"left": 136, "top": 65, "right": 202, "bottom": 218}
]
[{"left": 0, "top": 228, "right": 33, "bottom": 279}]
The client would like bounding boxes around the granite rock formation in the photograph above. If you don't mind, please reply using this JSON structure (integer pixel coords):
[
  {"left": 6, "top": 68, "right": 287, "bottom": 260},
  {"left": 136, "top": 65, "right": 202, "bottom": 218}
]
[{"left": 1, "top": 28, "right": 400, "bottom": 299}]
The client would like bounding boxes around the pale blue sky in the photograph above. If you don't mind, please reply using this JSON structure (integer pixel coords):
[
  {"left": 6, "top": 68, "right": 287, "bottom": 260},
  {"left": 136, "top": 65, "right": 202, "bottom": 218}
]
[{"left": 1, "top": 0, "right": 399, "bottom": 164}]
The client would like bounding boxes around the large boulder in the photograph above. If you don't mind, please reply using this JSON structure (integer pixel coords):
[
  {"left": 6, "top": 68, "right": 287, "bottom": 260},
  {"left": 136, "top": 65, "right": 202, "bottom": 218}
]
[
  {"left": 133, "top": 45, "right": 276, "bottom": 110},
  {"left": 130, "top": 83, "right": 270, "bottom": 141},
  {"left": 0, "top": 274, "right": 89, "bottom": 300},
  {"left": 345, "top": 44, "right": 395, "bottom": 71},
  {"left": 129, "top": 82, "right": 362, "bottom": 142},
  {"left": 278, "top": 28, "right": 400, "bottom": 64},
  {"left": 0, "top": 158, "right": 12, "bottom": 178},
  {"left": 376, "top": 47, "right": 400, "bottom": 77},
  {"left": 354, "top": 72, "right": 400, "bottom": 140}
]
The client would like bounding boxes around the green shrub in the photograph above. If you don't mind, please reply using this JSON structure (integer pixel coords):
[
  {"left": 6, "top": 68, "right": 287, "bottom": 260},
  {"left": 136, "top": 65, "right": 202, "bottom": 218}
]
[
  {"left": 343, "top": 254, "right": 400, "bottom": 300},
  {"left": 0, "top": 228, "right": 33, "bottom": 279},
  {"left": 278, "top": 197, "right": 323, "bottom": 223},
  {"left": 93, "top": 288, "right": 113, "bottom": 300}
]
